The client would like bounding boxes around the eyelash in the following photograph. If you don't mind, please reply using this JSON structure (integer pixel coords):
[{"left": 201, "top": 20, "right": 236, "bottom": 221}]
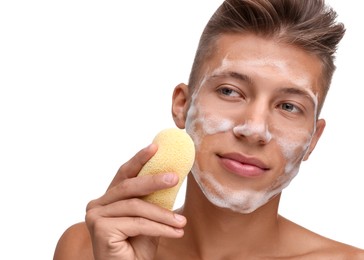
[
  {"left": 278, "top": 102, "right": 302, "bottom": 114},
  {"left": 217, "top": 86, "right": 304, "bottom": 114},
  {"left": 217, "top": 86, "right": 242, "bottom": 98}
]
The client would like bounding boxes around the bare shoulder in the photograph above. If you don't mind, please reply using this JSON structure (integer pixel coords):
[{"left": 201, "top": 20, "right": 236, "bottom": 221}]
[
  {"left": 53, "top": 222, "right": 94, "bottom": 260},
  {"left": 307, "top": 241, "right": 364, "bottom": 260},
  {"left": 279, "top": 216, "right": 364, "bottom": 259}
]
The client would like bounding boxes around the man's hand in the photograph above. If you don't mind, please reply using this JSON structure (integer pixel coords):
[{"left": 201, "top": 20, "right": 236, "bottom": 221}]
[{"left": 85, "top": 144, "right": 187, "bottom": 260}]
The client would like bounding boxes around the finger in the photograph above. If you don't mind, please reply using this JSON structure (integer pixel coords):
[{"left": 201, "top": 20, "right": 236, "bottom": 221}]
[
  {"left": 123, "top": 217, "right": 185, "bottom": 238},
  {"left": 108, "top": 143, "right": 158, "bottom": 189},
  {"left": 87, "top": 173, "right": 178, "bottom": 210},
  {"left": 87, "top": 198, "right": 187, "bottom": 229},
  {"left": 103, "top": 217, "right": 184, "bottom": 239}
]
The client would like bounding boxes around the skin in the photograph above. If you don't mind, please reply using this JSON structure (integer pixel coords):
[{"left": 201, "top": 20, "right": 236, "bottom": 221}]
[
  {"left": 183, "top": 35, "right": 322, "bottom": 214},
  {"left": 53, "top": 34, "right": 364, "bottom": 260}
]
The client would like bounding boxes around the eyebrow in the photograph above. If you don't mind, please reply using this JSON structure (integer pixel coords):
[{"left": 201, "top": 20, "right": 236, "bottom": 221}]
[
  {"left": 277, "top": 87, "right": 316, "bottom": 106},
  {"left": 210, "top": 71, "right": 253, "bottom": 85}
]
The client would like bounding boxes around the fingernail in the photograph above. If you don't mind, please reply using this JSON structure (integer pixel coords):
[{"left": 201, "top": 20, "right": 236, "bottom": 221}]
[
  {"left": 163, "top": 173, "right": 176, "bottom": 184},
  {"left": 174, "top": 213, "right": 185, "bottom": 222},
  {"left": 174, "top": 228, "right": 184, "bottom": 233}
]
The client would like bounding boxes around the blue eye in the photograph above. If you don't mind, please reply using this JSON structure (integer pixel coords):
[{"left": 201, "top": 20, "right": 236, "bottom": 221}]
[
  {"left": 218, "top": 87, "right": 240, "bottom": 97},
  {"left": 280, "top": 103, "right": 300, "bottom": 113}
]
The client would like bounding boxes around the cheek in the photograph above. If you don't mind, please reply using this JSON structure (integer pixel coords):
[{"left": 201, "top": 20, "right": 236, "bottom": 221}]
[
  {"left": 201, "top": 113, "right": 234, "bottom": 135},
  {"left": 185, "top": 99, "right": 235, "bottom": 145},
  {"left": 274, "top": 126, "right": 313, "bottom": 172}
]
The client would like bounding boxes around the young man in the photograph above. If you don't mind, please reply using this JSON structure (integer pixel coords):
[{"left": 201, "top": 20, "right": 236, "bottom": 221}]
[{"left": 54, "top": 0, "right": 364, "bottom": 259}]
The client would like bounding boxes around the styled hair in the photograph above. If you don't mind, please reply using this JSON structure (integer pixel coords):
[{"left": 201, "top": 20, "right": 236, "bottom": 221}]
[{"left": 188, "top": 0, "right": 345, "bottom": 114}]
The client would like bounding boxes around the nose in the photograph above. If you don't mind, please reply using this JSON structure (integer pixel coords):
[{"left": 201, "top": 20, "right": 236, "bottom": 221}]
[{"left": 232, "top": 106, "right": 272, "bottom": 145}]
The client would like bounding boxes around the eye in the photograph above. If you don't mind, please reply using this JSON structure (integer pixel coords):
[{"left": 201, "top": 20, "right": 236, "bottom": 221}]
[
  {"left": 217, "top": 86, "right": 241, "bottom": 97},
  {"left": 279, "top": 102, "right": 301, "bottom": 113}
]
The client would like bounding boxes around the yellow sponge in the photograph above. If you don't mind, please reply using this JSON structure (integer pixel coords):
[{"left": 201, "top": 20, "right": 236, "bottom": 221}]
[{"left": 138, "top": 128, "right": 195, "bottom": 210}]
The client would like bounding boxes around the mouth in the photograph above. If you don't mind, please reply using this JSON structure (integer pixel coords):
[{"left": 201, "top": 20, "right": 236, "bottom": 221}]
[{"left": 217, "top": 153, "right": 269, "bottom": 178}]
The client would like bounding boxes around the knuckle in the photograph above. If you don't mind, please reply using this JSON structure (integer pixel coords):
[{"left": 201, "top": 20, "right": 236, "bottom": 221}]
[
  {"left": 124, "top": 198, "right": 142, "bottom": 209},
  {"left": 85, "top": 207, "right": 100, "bottom": 225},
  {"left": 149, "top": 174, "right": 165, "bottom": 191},
  {"left": 86, "top": 199, "right": 98, "bottom": 212},
  {"left": 151, "top": 174, "right": 161, "bottom": 185},
  {"left": 132, "top": 216, "right": 146, "bottom": 227},
  {"left": 118, "top": 178, "right": 132, "bottom": 191}
]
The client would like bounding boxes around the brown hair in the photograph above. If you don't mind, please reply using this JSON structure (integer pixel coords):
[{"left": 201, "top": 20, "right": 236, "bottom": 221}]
[{"left": 188, "top": 0, "right": 345, "bottom": 114}]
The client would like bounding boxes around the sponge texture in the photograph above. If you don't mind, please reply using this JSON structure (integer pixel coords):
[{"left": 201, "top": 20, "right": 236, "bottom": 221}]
[{"left": 138, "top": 128, "right": 195, "bottom": 210}]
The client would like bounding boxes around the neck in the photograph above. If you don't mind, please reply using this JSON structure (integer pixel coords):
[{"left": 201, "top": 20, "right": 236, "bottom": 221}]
[{"left": 176, "top": 175, "right": 282, "bottom": 259}]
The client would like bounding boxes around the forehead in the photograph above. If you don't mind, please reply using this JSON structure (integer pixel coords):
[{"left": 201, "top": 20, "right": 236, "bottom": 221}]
[{"left": 197, "top": 33, "right": 324, "bottom": 101}]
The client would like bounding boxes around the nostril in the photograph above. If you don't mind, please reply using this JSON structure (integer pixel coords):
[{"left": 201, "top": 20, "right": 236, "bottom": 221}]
[
  {"left": 233, "top": 124, "right": 251, "bottom": 136},
  {"left": 233, "top": 121, "right": 272, "bottom": 144}
]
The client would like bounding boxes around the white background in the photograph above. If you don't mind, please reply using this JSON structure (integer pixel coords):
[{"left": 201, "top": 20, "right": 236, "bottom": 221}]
[{"left": 0, "top": 1, "right": 363, "bottom": 259}]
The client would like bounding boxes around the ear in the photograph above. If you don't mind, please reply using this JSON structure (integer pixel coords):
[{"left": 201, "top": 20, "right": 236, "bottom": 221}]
[
  {"left": 303, "top": 119, "right": 326, "bottom": 161},
  {"left": 171, "top": 83, "right": 190, "bottom": 129}
]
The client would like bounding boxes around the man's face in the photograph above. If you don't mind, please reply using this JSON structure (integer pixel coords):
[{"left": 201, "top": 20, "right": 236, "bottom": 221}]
[{"left": 181, "top": 33, "right": 325, "bottom": 214}]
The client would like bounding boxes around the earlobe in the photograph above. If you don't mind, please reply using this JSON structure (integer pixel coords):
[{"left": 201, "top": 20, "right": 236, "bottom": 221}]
[
  {"left": 303, "top": 119, "right": 326, "bottom": 161},
  {"left": 171, "top": 83, "right": 190, "bottom": 129}
]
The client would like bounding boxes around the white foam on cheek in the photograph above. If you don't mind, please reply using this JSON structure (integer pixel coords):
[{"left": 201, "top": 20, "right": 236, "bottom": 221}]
[
  {"left": 278, "top": 129, "right": 311, "bottom": 158},
  {"left": 202, "top": 115, "right": 234, "bottom": 135},
  {"left": 273, "top": 126, "right": 314, "bottom": 193},
  {"left": 186, "top": 103, "right": 234, "bottom": 147}
]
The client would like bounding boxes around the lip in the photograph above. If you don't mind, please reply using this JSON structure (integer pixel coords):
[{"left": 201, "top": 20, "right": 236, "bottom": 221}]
[{"left": 217, "top": 153, "right": 269, "bottom": 178}]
